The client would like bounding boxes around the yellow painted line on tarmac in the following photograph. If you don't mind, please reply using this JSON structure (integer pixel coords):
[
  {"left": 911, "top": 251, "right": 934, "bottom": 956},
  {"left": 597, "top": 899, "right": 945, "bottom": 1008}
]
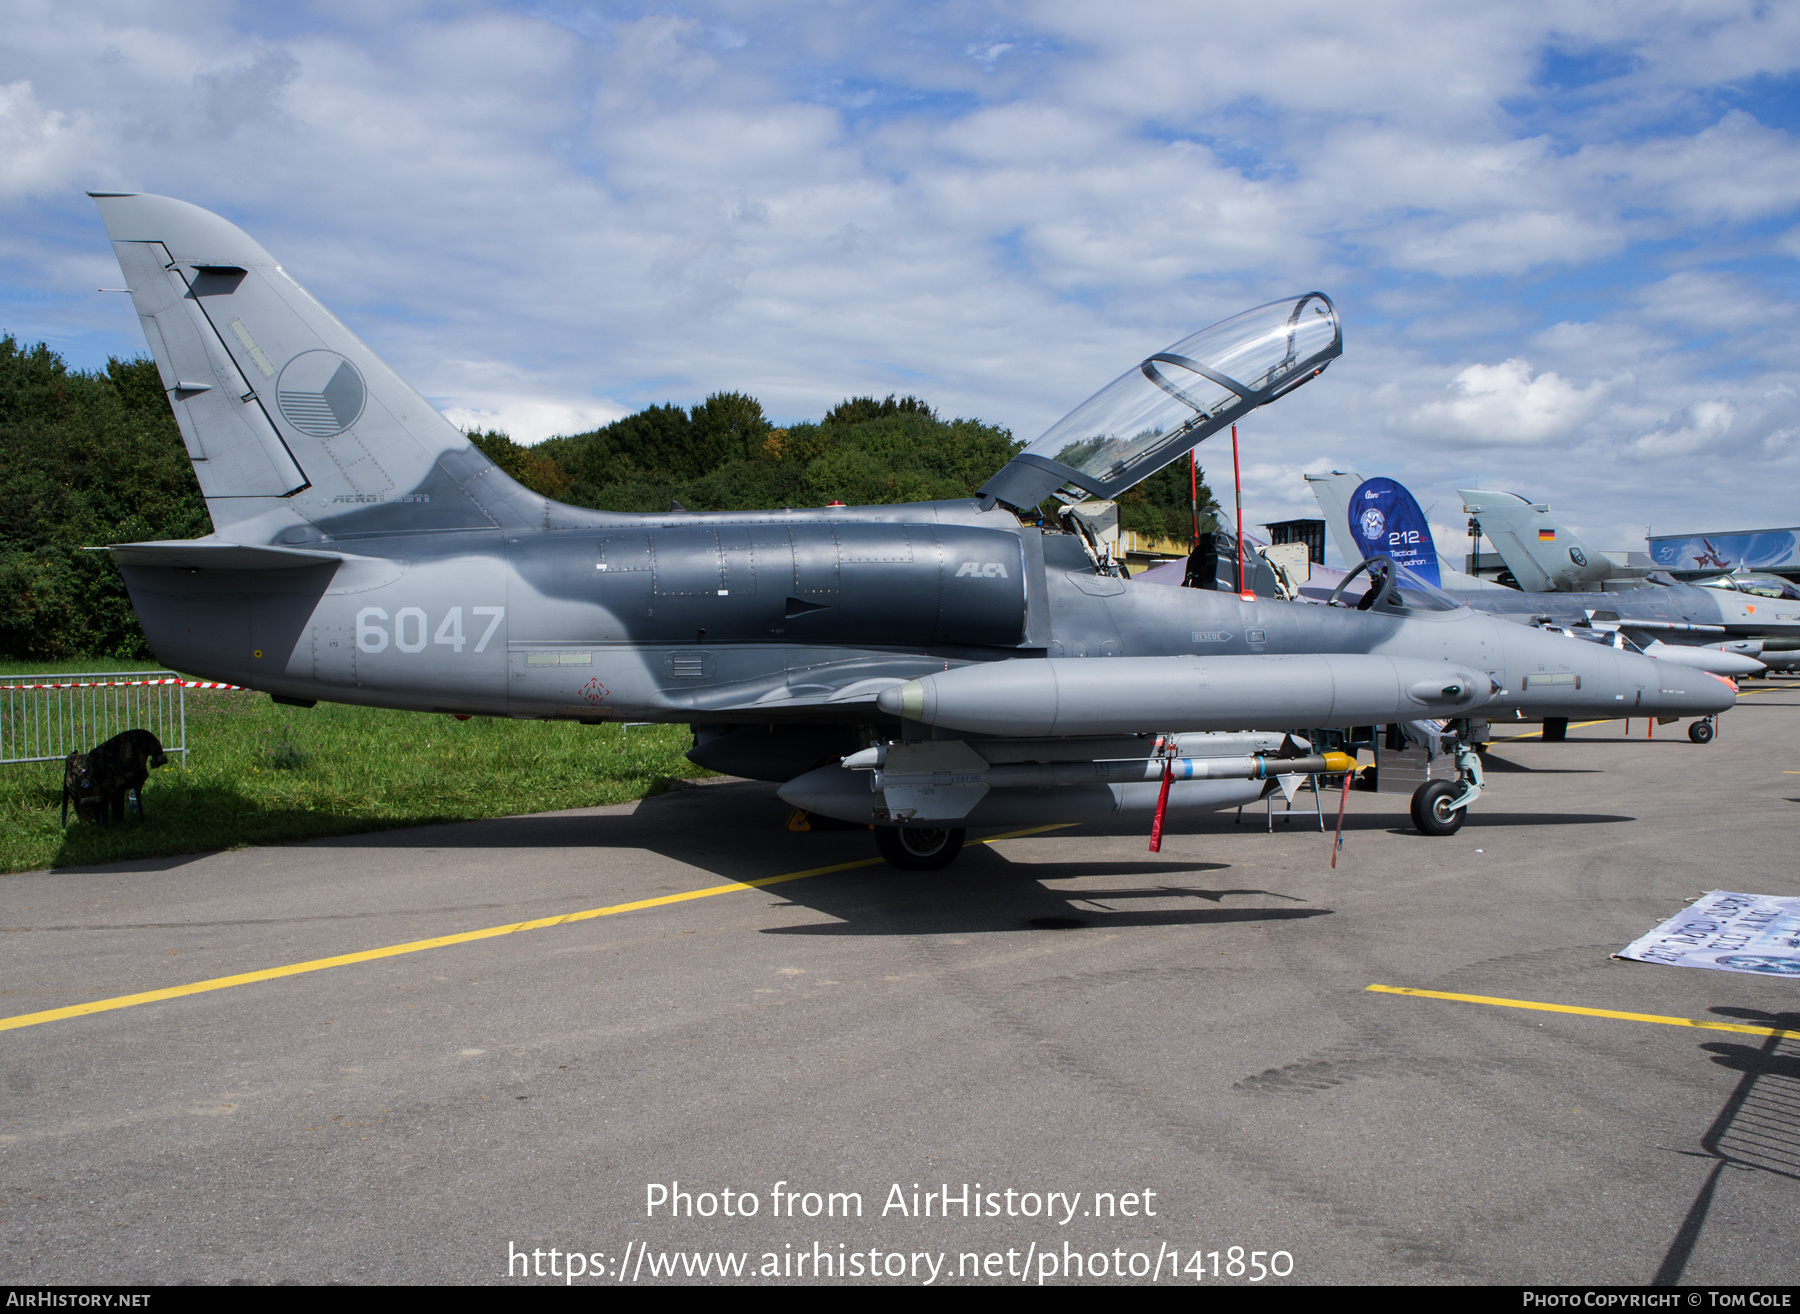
[
  {"left": 0, "top": 823, "right": 1075, "bottom": 1034},
  {"left": 1367, "top": 984, "right": 1800, "bottom": 1041}
]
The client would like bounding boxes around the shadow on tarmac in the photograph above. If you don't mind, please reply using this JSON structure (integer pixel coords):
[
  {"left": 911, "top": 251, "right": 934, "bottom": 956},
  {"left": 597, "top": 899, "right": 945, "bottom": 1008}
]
[
  {"left": 1653, "top": 1007, "right": 1800, "bottom": 1285},
  {"left": 759, "top": 839, "right": 1328, "bottom": 936},
  {"left": 1476, "top": 754, "right": 1602, "bottom": 775}
]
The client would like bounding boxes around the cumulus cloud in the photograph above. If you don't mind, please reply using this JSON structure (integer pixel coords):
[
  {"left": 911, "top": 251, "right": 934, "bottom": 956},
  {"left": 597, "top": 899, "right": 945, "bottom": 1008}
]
[
  {"left": 0, "top": 80, "right": 101, "bottom": 201},
  {"left": 1629, "top": 399, "right": 1737, "bottom": 458},
  {"left": 439, "top": 395, "right": 629, "bottom": 445},
  {"left": 1405, "top": 359, "right": 1614, "bottom": 444}
]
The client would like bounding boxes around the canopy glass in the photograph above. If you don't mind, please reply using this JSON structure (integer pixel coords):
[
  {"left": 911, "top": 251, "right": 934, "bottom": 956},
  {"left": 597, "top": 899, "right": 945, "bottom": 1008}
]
[
  {"left": 980, "top": 294, "right": 1340, "bottom": 509},
  {"left": 1694, "top": 572, "right": 1800, "bottom": 600}
]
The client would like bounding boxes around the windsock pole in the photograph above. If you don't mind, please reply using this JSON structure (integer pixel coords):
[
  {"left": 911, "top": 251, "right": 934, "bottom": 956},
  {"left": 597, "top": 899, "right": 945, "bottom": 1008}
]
[
  {"left": 1232, "top": 424, "right": 1248, "bottom": 598},
  {"left": 1148, "top": 757, "right": 1174, "bottom": 852}
]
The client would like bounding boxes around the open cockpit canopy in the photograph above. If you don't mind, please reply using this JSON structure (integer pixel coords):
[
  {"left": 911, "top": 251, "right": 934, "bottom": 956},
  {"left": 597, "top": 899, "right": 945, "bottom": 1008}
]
[{"left": 979, "top": 293, "right": 1341, "bottom": 511}]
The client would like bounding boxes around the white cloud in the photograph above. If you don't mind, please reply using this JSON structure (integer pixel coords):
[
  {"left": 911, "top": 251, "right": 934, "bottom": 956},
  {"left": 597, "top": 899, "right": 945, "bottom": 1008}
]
[
  {"left": 4, "top": 0, "right": 1800, "bottom": 546},
  {"left": 1406, "top": 359, "right": 1614, "bottom": 444},
  {"left": 0, "top": 80, "right": 102, "bottom": 201},
  {"left": 439, "top": 395, "right": 628, "bottom": 445},
  {"left": 1630, "top": 398, "right": 1736, "bottom": 458}
]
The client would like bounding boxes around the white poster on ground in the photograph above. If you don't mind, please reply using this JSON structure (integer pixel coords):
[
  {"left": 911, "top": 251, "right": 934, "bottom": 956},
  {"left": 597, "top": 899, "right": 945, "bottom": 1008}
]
[{"left": 1617, "top": 890, "right": 1800, "bottom": 977}]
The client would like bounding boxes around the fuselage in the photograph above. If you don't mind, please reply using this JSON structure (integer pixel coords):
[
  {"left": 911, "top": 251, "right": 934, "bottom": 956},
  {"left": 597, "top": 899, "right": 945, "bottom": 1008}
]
[
  {"left": 1445, "top": 577, "right": 1800, "bottom": 644},
  {"left": 119, "top": 498, "right": 1733, "bottom": 735}
]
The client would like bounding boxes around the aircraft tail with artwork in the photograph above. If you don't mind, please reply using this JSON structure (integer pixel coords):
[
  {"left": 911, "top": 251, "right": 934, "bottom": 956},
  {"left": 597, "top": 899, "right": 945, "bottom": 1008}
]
[{"left": 1303, "top": 470, "right": 1495, "bottom": 590}]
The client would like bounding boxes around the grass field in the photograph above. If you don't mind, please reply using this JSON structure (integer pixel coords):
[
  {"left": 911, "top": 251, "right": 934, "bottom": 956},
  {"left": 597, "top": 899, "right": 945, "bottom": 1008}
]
[{"left": 0, "top": 659, "right": 708, "bottom": 874}]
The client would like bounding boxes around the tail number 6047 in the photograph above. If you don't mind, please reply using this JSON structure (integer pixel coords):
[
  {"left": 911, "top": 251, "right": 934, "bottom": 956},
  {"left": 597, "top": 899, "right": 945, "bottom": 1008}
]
[{"left": 355, "top": 606, "right": 504, "bottom": 655}]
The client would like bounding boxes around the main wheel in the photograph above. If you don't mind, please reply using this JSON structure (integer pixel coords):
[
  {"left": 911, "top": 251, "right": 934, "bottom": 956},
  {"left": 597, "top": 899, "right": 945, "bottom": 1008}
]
[
  {"left": 1410, "top": 780, "right": 1467, "bottom": 836},
  {"left": 1542, "top": 717, "right": 1568, "bottom": 742},
  {"left": 874, "top": 825, "right": 966, "bottom": 870},
  {"left": 1688, "top": 718, "right": 1714, "bottom": 744}
]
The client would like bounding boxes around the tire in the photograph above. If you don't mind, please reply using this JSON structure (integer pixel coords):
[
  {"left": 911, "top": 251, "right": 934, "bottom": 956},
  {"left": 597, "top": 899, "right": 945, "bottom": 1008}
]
[
  {"left": 874, "top": 825, "right": 966, "bottom": 870},
  {"left": 1542, "top": 717, "right": 1568, "bottom": 742},
  {"left": 1688, "top": 719, "right": 1714, "bottom": 745},
  {"left": 1410, "top": 780, "right": 1467, "bottom": 836}
]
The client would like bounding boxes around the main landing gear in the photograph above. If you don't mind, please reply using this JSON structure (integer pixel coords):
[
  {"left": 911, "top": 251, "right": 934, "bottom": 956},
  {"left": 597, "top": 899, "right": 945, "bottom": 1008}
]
[
  {"left": 1409, "top": 724, "right": 1484, "bottom": 837},
  {"left": 874, "top": 825, "right": 966, "bottom": 870}
]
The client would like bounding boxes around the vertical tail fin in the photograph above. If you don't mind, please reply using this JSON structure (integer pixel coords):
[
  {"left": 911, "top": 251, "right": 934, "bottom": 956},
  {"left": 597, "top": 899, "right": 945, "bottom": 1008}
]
[
  {"left": 1456, "top": 489, "right": 1645, "bottom": 592},
  {"left": 92, "top": 192, "right": 532, "bottom": 540},
  {"left": 1342, "top": 476, "right": 1441, "bottom": 587},
  {"left": 1303, "top": 470, "right": 1369, "bottom": 568}
]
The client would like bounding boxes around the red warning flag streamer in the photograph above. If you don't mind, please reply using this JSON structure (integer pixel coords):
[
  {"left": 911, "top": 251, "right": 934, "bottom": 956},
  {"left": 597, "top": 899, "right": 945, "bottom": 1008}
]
[
  {"left": 1148, "top": 757, "right": 1174, "bottom": 852},
  {"left": 1330, "top": 769, "right": 1353, "bottom": 869},
  {"left": 1232, "top": 424, "right": 1247, "bottom": 596}
]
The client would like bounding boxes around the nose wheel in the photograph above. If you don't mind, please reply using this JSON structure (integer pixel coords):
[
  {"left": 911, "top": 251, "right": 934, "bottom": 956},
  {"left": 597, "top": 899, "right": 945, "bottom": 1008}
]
[
  {"left": 1410, "top": 780, "right": 1467, "bottom": 835},
  {"left": 1688, "top": 717, "right": 1715, "bottom": 744},
  {"left": 1409, "top": 727, "right": 1484, "bottom": 836},
  {"left": 874, "top": 825, "right": 966, "bottom": 870}
]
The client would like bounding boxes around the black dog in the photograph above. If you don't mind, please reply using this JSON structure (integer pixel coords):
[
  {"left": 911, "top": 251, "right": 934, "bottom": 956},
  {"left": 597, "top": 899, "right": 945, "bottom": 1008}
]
[
  {"left": 63, "top": 730, "right": 169, "bottom": 826},
  {"left": 61, "top": 752, "right": 103, "bottom": 827}
]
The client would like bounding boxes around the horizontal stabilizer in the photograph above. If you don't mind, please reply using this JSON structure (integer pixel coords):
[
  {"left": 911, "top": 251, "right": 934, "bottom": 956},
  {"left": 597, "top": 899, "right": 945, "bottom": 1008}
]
[{"left": 96, "top": 540, "right": 342, "bottom": 571}]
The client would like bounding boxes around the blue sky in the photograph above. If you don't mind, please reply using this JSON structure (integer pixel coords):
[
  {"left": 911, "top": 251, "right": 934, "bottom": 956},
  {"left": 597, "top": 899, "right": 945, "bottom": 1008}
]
[{"left": 5, "top": 0, "right": 1800, "bottom": 557}]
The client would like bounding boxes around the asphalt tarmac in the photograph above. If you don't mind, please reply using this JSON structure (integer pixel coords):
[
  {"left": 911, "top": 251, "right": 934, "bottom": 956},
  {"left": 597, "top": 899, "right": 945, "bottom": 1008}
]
[{"left": 3, "top": 687, "right": 1798, "bottom": 1286}]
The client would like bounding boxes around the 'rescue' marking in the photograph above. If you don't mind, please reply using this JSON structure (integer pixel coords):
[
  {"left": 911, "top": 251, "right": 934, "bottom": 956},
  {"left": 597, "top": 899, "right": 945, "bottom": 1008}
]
[
  {"left": 1367, "top": 984, "right": 1800, "bottom": 1040},
  {"left": 0, "top": 825, "right": 1072, "bottom": 1033}
]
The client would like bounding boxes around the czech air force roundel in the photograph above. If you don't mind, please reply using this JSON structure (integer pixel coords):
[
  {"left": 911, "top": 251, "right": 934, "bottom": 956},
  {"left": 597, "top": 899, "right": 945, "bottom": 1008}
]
[{"left": 277, "top": 350, "right": 366, "bottom": 437}]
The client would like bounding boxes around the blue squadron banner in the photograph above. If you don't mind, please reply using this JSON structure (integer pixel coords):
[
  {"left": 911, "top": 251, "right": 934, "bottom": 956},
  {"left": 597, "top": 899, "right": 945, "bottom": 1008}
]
[{"left": 1347, "top": 477, "right": 1442, "bottom": 588}]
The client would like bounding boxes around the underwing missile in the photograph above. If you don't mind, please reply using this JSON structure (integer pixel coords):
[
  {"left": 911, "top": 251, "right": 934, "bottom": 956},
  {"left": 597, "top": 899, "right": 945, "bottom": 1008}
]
[{"left": 873, "top": 654, "right": 1497, "bottom": 738}]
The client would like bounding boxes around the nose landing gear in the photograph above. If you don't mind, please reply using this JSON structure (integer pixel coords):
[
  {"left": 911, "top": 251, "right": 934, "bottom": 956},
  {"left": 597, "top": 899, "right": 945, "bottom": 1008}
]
[{"left": 1688, "top": 716, "right": 1715, "bottom": 744}]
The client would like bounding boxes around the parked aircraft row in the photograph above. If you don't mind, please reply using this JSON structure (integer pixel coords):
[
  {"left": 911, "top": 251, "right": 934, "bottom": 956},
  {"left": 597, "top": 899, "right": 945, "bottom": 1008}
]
[{"left": 1304, "top": 471, "right": 1800, "bottom": 679}]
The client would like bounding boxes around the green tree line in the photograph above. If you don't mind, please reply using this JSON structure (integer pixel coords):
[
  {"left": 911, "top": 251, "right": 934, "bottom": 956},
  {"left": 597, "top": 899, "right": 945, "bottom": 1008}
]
[
  {"left": 1, "top": 336, "right": 1217, "bottom": 661},
  {"left": 0, "top": 336, "right": 211, "bottom": 661},
  {"left": 471, "top": 391, "right": 1217, "bottom": 541}
]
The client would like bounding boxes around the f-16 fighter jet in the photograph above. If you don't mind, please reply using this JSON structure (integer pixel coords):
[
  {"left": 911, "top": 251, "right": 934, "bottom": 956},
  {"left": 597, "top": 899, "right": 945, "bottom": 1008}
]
[{"left": 90, "top": 194, "right": 1733, "bottom": 866}]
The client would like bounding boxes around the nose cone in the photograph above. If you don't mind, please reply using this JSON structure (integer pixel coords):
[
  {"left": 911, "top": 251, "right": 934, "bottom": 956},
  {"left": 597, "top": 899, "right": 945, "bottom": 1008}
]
[
  {"left": 1505, "top": 624, "right": 1737, "bottom": 719},
  {"left": 1653, "top": 665, "right": 1739, "bottom": 716},
  {"left": 875, "top": 680, "right": 927, "bottom": 721}
]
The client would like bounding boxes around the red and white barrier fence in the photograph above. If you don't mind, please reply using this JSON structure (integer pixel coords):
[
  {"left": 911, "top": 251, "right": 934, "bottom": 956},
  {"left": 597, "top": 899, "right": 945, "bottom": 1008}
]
[
  {"left": 2, "top": 670, "right": 200, "bottom": 767},
  {"left": 1, "top": 678, "right": 245, "bottom": 691}
]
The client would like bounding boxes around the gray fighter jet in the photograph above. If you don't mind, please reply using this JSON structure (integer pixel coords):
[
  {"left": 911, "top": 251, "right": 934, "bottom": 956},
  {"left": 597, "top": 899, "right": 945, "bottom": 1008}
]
[{"left": 90, "top": 193, "right": 1733, "bottom": 866}]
